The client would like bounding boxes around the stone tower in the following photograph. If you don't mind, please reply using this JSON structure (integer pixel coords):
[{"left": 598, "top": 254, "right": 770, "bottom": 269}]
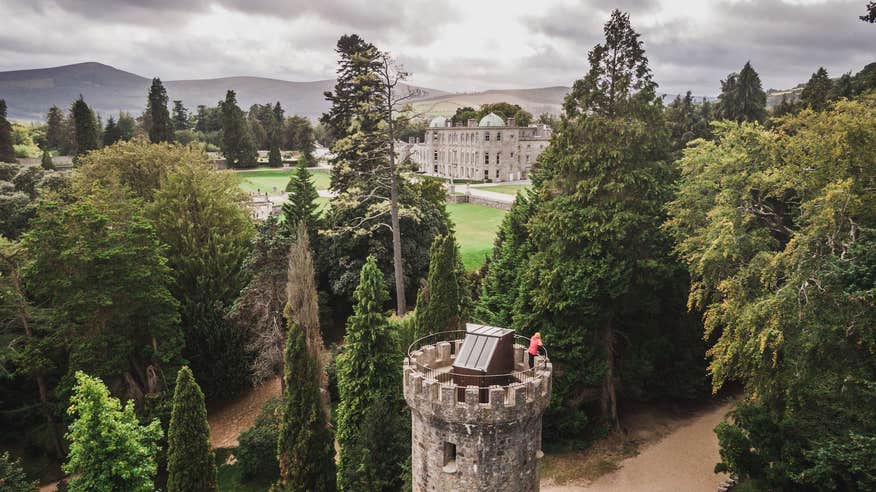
[{"left": 403, "top": 324, "right": 552, "bottom": 491}]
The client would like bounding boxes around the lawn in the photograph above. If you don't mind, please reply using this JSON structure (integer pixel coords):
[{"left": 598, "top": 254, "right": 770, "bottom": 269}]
[
  {"left": 447, "top": 203, "right": 507, "bottom": 270},
  {"left": 235, "top": 168, "right": 330, "bottom": 195},
  {"left": 479, "top": 184, "right": 531, "bottom": 196}
]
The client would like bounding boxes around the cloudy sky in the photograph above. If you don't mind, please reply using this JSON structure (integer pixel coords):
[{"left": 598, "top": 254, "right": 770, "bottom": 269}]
[{"left": 1, "top": 0, "right": 873, "bottom": 96}]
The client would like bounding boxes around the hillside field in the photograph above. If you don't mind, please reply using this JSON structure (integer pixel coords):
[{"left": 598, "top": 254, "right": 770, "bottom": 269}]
[{"left": 235, "top": 168, "right": 330, "bottom": 194}]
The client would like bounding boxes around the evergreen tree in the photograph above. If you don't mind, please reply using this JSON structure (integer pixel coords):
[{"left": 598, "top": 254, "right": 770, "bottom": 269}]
[
  {"left": 116, "top": 112, "right": 137, "bottom": 142},
  {"left": 282, "top": 164, "right": 321, "bottom": 240},
  {"left": 336, "top": 256, "right": 407, "bottom": 491},
  {"left": 70, "top": 96, "right": 99, "bottom": 159},
  {"left": 718, "top": 61, "right": 768, "bottom": 123},
  {"left": 172, "top": 100, "right": 190, "bottom": 131},
  {"left": 415, "top": 232, "right": 468, "bottom": 337},
  {"left": 772, "top": 94, "right": 799, "bottom": 117},
  {"left": 664, "top": 91, "right": 711, "bottom": 155},
  {"left": 801, "top": 67, "right": 833, "bottom": 111},
  {"left": 147, "top": 78, "right": 174, "bottom": 143},
  {"left": 102, "top": 116, "right": 121, "bottom": 146},
  {"left": 274, "top": 228, "right": 336, "bottom": 492},
  {"left": 64, "top": 371, "right": 163, "bottom": 492},
  {"left": 268, "top": 119, "right": 282, "bottom": 168},
  {"left": 0, "top": 100, "right": 16, "bottom": 163},
  {"left": 45, "top": 105, "right": 64, "bottom": 151},
  {"left": 166, "top": 366, "right": 217, "bottom": 492},
  {"left": 831, "top": 71, "right": 854, "bottom": 101},
  {"left": 221, "top": 90, "right": 257, "bottom": 168},
  {"left": 40, "top": 149, "right": 54, "bottom": 170}
]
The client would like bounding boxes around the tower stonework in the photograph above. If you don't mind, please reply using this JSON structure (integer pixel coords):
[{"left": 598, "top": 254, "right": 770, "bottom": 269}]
[{"left": 404, "top": 329, "right": 552, "bottom": 492}]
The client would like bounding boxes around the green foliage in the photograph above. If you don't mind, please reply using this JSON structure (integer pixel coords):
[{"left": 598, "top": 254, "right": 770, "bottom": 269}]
[
  {"left": 0, "top": 451, "right": 37, "bottom": 491},
  {"left": 283, "top": 115, "right": 315, "bottom": 158},
  {"left": 282, "top": 164, "right": 321, "bottom": 240},
  {"left": 221, "top": 91, "right": 258, "bottom": 168},
  {"left": 0, "top": 162, "right": 60, "bottom": 240},
  {"left": 102, "top": 116, "right": 122, "bottom": 146},
  {"left": 664, "top": 91, "right": 713, "bottom": 155},
  {"left": 167, "top": 366, "right": 217, "bottom": 492},
  {"left": 0, "top": 100, "right": 17, "bottom": 163},
  {"left": 801, "top": 67, "right": 833, "bottom": 111},
  {"left": 64, "top": 371, "right": 163, "bottom": 492},
  {"left": 173, "top": 100, "right": 190, "bottom": 131},
  {"left": 236, "top": 397, "right": 280, "bottom": 481},
  {"left": 451, "top": 103, "right": 533, "bottom": 126},
  {"left": 45, "top": 105, "right": 64, "bottom": 152},
  {"left": 717, "top": 61, "right": 768, "bottom": 123},
  {"left": 70, "top": 96, "right": 99, "bottom": 159},
  {"left": 665, "top": 95, "right": 876, "bottom": 489},
  {"left": 147, "top": 78, "right": 174, "bottom": 143},
  {"left": 415, "top": 232, "right": 469, "bottom": 336},
  {"left": 336, "top": 257, "right": 407, "bottom": 491}
]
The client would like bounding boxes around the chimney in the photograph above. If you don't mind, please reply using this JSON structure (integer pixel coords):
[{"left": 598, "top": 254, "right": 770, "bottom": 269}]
[
  {"left": 507, "top": 117, "right": 516, "bottom": 127},
  {"left": 467, "top": 118, "right": 476, "bottom": 127}
]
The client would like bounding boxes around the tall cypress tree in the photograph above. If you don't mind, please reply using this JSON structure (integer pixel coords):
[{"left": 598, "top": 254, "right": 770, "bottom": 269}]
[
  {"left": 220, "top": 90, "right": 257, "bottom": 168},
  {"left": 801, "top": 67, "right": 832, "bottom": 111},
  {"left": 336, "top": 256, "right": 406, "bottom": 491},
  {"left": 172, "top": 100, "right": 190, "bottom": 131},
  {"left": 45, "top": 105, "right": 64, "bottom": 151},
  {"left": 415, "top": 232, "right": 468, "bottom": 337},
  {"left": 147, "top": 78, "right": 174, "bottom": 143},
  {"left": 274, "top": 228, "right": 336, "bottom": 492},
  {"left": 0, "top": 100, "right": 15, "bottom": 163},
  {"left": 166, "top": 366, "right": 217, "bottom": 492},
  {"left": 717, "top": 61, "right": 767, "bottom": 123},
  {"left": 71, "top": 96, "right": 99, "bottom": 160},
  {"left": 282, "top": 164, "right": 321, "bottom": 240}
]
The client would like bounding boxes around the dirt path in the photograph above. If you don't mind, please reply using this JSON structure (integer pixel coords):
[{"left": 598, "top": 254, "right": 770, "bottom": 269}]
[
  {"left": 208, "top": 377, "right": 281, "bottom": 449},
  {"left": 542, "top": 402, "right": 732, "bottom": 492}
]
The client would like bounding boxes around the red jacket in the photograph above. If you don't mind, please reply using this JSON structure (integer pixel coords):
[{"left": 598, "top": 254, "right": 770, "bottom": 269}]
[{"left": 528, "top": 336, "right": 543, "bottom": 356}]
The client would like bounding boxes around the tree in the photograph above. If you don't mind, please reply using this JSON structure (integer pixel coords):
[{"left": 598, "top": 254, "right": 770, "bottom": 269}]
[
  {"left": 268, "top": 115, "right": 282, "bottom": 168},
  {"left": 862, "top": 2, "right": 875, "bottom": 22},
  {"left": 665, "top": 95, "right": 876, "bottom": 489},
  {"left": 284, "top": 115, "right": 315, "bottom": 158},
  {"left": 0, "top": 100, "right": 18, "bottom": 163},
  {"left": 221, "top": 91, "right": 257, "bottom": 168},
  {"left": 664, "top": 91, "right": 711, "bottom": 155},
  {"left": 45, "top": 106, "right": 64, "bottom": 151},
  {"left": 801, "top": 67, "right": 833, "bottom": 111},
  {"left": 70, "top": 96, "right": 99, "bottom": 159},
  {"left": 449, "top": 106, "right": 478, "bottom": 126},
  {"left": 717, "top": 62, "right": 768, "bottom": 123},
  {"left": 172, "top": 100, "right": 190, "bottom": 131},
  {"left": 102, "top": 116, "right": 121, "bottom": 146},
  {"left": 166, "top": 366, "right": 217, "bottom": 492},
  {"left": 415, "top": 232, "right": 468, "bottom": 337},
  {"left": 40, "top": 149, "right": 54, "bottom": 170},
  {"left": 283, "top": 164, "right": 322, "bottom": 240},
  {"left": 771, "top": 94, "right": 799, "bottom": 118},
  {"left": 116, "top": 112, "right": 137, "bottom": 142},
  {"left": 0, "top": 451, "right": 37, "bottom": 491},
  {"left": 147, "top": 78, "right": 174, "bottom": 143},
  {"left": 479, "top": 102, "right": 533, "bottom": 126},
  {"left": 64, "top": 372, "right": 162, "bottom": 492},
  {"left": 336, "top": 256, "right": 406, "bottom": 491},
  {"left": 274, "top": 226, "right": 336, "bottom": 492}
]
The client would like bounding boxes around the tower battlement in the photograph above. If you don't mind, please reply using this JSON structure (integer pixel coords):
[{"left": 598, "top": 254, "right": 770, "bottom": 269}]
[{"left": 404, "top": 326, "right": 553, "bottom": 492}]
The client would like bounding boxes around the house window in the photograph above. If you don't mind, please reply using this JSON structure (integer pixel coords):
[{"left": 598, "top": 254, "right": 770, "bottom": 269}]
[
  {"left": 511, "top": 152, "right": 514, "bottom": 157},
  {"left": 495, "top": 169, "right": 499, "bottom": 178},
  {"left": 484, "top": 154, "right": 489, "bottom": 165},
  {"left": 443, "top": 442, "right": 457, "bottom": 473},
  {"left": 433, "top": 165, "right": 438, "bottom": 173},
  {"left": 484, "top": 132, "right": 490, "bottom": 142},
  {"left": 496, "top": 132, "right": 502, "bottom": 141},
  {"left": 434, "top": 151, "right": 438, "bottom": 161},
  {"left": 484, "top": 169, "right": 489, "bottom": 178},
  {"left": 496, "top": 152, "right": 501, "bottom": 165}
]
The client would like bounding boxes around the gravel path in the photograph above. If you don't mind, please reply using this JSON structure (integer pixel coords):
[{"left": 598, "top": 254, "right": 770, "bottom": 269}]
[{"left": 542, "top": 402, "right": 732, "bottom": 492}]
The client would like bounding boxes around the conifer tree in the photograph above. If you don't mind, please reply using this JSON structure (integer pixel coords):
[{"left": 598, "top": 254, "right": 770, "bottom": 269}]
[
  {"left": 336, "top": 256, "right": 406, "bottom": 491},
  {"left": 64, "top": 372, "right": 163, "bottom": 492},
  {"left": 70, "top": 96, "right": 99, "bottom": 159},
  {"left": 102, "top": 116, "right": 120, "bottom": 146},
  {"left": 220, "top": 90, "right": 257, "bottom": 168},
  {"left": 0, "top": 100, "right": 15, "bottom": 163},
  {"left": 268, "top": 126, "right": 282, "bottom": 168},
  {"left": 717, "top": 61, "right": 768, "bottom": 123},
  {"left": 416, "top": 232, "right": 468, "bottom": 337},
  {"left": 274, "top": 227, "right": 336, "bottom": 492},
  {"left": 172, "top": 100, "right": 190, "bottom": 131},
  {"left": 166, "top": 366, "right": 217, "bottom": 492},
  {"left": 45, "top": 105, "right": 64, "bottom": 151},
  {"left": 282, "top": 164, "right": 321, "bottom": 240},
  {"left": 147, "top": 78, "right": 174, "bottom": 143},
  {"left": 830, "top": 71, "right": 854, "bottom": 101},
  {"left": 801, "top": 67, "right": 832, "bottom": 111},
  {"left": 40, "top": 149, "right": 54, "bottom": 170}
]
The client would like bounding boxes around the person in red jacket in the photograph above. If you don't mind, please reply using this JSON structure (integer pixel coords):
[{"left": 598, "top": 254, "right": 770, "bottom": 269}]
[{"left": 528, "top": 332, "right": 543, "bottom": 368}]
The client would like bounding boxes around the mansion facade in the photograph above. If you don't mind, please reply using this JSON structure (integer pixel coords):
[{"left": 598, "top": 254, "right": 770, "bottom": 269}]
[{"left": 403, "top": 113, "right": 551, "bottom": 182}]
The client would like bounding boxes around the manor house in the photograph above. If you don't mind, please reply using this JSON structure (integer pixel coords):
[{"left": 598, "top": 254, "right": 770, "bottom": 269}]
[{"left": 404, "top": 113, "right": 551, "bottom": 182}]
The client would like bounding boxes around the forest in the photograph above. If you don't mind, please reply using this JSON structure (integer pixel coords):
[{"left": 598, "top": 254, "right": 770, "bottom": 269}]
[{"left": 1, "top": 8, "right": 875, "bottom": 492}]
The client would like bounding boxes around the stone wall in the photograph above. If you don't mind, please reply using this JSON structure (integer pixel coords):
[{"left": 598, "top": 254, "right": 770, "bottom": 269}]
[{"left": 404, "top": 341, "right": 552, "bottom": 492}]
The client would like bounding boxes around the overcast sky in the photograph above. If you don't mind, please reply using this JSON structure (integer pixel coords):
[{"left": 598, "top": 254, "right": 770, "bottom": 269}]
[{"left": 1, "top": 0, "right": 873, "bottom": 96}]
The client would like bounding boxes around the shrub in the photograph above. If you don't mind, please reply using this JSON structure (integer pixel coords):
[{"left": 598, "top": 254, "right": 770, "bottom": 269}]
[
  {"left": 0, "top": 452, "right": 37, "bottom": 491},
  {"left": 236, "top": 396, "right": 280, "bottom": 481}
]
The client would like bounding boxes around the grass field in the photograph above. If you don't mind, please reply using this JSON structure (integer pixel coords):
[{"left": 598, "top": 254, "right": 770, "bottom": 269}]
[
  {"left": 447, "top": 203, "right": 507, "bottom": 270},
  {"left": 235, "top": 168, "right": 330, "bottom": 195},
  {"left": 478, "top": 184, "right": 530, "bottom": 196}
]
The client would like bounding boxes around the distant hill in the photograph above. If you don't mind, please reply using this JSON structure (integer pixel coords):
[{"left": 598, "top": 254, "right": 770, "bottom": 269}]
[{"left": 0, "top": 62, "right": 449, "bottom": 121}]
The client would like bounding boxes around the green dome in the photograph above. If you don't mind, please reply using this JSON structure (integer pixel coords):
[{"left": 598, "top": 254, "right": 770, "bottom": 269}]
[
  {"left": 478, "top": 112, "right": 505, "bottom": 127},
  {"left": 429, "top": 116, "right": 447, "bottom": 128}
]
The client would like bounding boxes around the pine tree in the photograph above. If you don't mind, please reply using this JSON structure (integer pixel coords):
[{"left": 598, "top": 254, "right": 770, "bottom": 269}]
[
  {"left": 166, "top": 366, "right": 217, "bottom": 492},
  {"left": 64, "top": 371, "right": 163, "bottom": 492},
  {"left": 40, "top": 149, "right": 55, "bottom": 170},
  {"left": 70, "top": 96, "right": 99, "bottom": 159},
  {"left": 268, "top": 120, "right": 282, "bottom": 168},
  {"left": 102, "top": 116, "right": 120, "bottom": 146},
  {"left": 172, "top": 100, "right": 190, "bottom": 131},
  {"left": 147, "top": 78, "right": 174, "bottom": 143},
  {"left": 45, "top": 105, "right": 64, "bottom": 151},
  {"left": 801, "top": 67, "right": 832, "bottom": 111},
  {"left": 274, "top": 227, "right": 336, "bottom": 492},
  {"left": 336, "top": 256, "right": 406, "bottom": 491},
  {"left": 718, "top": 61, "right": 768, "bottom": 123},
  {"left": 416, "top": 232, "right": 468, "bottom": 337},
  {"left": 282, "top": 164, "right": 321, "bottom": 240},
  {"left": 0, "top": 100, "right": 16, "bottom": 163},
  {"left": 830, "top": 72, "right": 854, "bottom": 101},
  {"left": 220, "top": 90, "right": 257, "bottom": 168}
]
